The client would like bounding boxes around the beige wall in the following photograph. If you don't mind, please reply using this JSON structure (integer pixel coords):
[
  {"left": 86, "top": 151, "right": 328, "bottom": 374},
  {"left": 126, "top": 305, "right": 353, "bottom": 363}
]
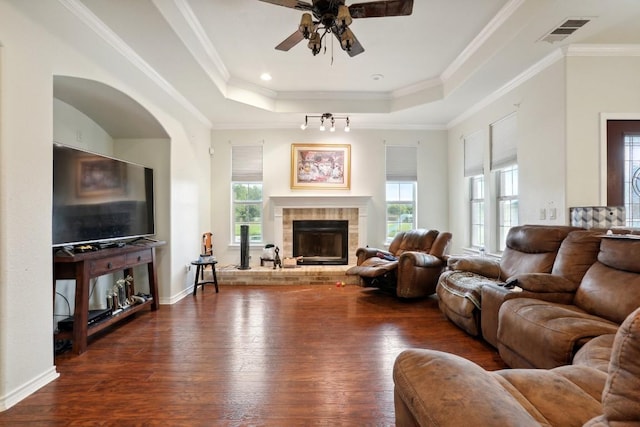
[
  {"left": 566, "top": 55, "right": 640, "bottom": 207},
  {"left": 0, "top": 1, "right": 210, "bottom": 410},
  {"left": 210, "top": 128, "right": 450, "bottom": 265},
  {"left": 447, "top": 58, "right": 567, "bottom": 253}
]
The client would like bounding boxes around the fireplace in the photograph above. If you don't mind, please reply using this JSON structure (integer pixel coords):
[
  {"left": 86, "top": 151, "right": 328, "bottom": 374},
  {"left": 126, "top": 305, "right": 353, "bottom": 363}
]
[{"left": 293, "top": 220, "right": 348, "bottom": 265}]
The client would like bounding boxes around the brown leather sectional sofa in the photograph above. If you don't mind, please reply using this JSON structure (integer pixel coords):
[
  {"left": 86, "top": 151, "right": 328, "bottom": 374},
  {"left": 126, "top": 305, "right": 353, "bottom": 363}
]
[
  {"left": 498, "top": 234, "right": 640, "bottom": 369},
  {"left": 393, "top": 226, "right": 640, "bottom": 425},
  {"left": 394, "top": 307, "right": 640, "bottom": 426},
  {"left": 436, "top": 225, "right": 582, "bottom": 341}
]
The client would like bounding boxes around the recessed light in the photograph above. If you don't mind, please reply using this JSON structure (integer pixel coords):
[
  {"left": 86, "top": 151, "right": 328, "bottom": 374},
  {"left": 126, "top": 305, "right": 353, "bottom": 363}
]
[
  {"left": 371, "top": 74, "right": 384, "bottom": 81},
  {"left": 260, "top": 73, "right": 272, "bottom": 81}
]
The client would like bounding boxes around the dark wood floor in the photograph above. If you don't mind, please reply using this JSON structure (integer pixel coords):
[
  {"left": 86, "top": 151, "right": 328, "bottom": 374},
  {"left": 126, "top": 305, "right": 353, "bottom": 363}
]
[{"left": 1, "top": 284, "right": 506, "bottom": 426}]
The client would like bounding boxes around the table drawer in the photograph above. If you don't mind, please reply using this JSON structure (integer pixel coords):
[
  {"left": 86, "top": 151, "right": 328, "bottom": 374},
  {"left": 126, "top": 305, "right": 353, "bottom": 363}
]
[
  {"left": 89, "top": 255, "right": 126, "bottom": 276},
  {"left": 126, "top": 249, "right": 153, "bottom": 266}
]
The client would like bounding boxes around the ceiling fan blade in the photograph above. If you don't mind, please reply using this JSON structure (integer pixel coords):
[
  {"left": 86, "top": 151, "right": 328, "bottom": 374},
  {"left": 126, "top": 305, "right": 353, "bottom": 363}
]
[
  {"left": 257, "top": 0, "right": 313, "bottom": 11},
  {"left": 333, "top": 30, "right": 365, "bottom": 57},
  {"left": 348, "top": 0, "right": 414, "bottom": 19},
  {"left": 275, "top": 30, "right": 305, "bottom": 51}
]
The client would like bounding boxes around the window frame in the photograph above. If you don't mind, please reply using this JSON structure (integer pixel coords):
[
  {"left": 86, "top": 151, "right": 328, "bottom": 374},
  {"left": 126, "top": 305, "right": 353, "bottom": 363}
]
[
  {"left": 495, "top": 164, "right": 519, "bottom": 252},
  {"left": 231, "top": 181, "right": 264, "bottom": 245},
  {"left": 469, "top": 175, "right": 485, "bottom": 249},
  {"left": 385, "top": 181, "right": 417, "bottom": 243}
]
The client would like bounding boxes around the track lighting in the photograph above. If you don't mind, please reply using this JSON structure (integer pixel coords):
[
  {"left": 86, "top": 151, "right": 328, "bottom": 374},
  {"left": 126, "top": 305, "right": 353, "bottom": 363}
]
[{"left": 300, "top": 113, "right": 351, "bottom": 132}]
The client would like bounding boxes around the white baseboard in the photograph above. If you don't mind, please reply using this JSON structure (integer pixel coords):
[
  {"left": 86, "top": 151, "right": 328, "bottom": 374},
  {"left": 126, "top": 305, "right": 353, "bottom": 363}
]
[
  {"left": 158, "top": 287, "right": 193, "bottom": 305},
  {"left": 0, "top": 367, "right": 59, "bottom": 412}
]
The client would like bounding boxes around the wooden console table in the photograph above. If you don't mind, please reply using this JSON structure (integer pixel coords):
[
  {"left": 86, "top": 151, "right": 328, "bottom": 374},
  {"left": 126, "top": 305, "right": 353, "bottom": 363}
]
[{"left": 53, "top": 241, "right": 165, "bottom": 354}]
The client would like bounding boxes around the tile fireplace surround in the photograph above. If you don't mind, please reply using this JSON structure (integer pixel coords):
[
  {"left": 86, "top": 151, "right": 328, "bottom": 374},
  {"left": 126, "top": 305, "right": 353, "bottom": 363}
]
[
  {"left": 271, "top": 196, "right": 370, "bottom": 266},
  {"left": 216, "top": 196, "right": 371, "bottom": 286}
]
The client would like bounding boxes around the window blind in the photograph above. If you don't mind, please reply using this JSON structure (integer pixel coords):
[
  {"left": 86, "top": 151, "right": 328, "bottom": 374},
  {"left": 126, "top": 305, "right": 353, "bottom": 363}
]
[
  {"left": 386, "top": 145, "right": 417, "bottom": 181},
  {"left": 464, "top": 130, "right": 484, "bottom": 177},
  {"left": 232, "top": 145, "right": 263, "bottom": 181},
  {"left": 490, "top": 113, "right": 517, "bottom": 170}
]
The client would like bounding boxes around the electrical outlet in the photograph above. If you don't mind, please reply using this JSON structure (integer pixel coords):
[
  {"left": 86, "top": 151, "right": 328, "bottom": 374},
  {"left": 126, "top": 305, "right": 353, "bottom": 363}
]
[{"left": 539, "top": 208, "right": 546, "bottom": 220}]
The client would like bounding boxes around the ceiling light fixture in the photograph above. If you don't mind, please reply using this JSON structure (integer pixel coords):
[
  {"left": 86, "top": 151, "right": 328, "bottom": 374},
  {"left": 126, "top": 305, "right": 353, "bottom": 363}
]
[
  {"left": 260, "top": 73, "right": 272, "bottom": 81},
  {"left": 301, "top": 113, "right": 351, "bottom": 132},
  {"left": 299, "top": 5, "right": 354, "bottom": 56}
]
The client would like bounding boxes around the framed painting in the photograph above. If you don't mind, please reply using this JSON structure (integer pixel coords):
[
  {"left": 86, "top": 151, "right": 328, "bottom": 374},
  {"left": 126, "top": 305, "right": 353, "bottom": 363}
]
[
  {"left": 76, "top": 156, "right": 126, "bottom": 197},
  {"left": 291, "top": 143, "right": 351, "bottom": 189}
]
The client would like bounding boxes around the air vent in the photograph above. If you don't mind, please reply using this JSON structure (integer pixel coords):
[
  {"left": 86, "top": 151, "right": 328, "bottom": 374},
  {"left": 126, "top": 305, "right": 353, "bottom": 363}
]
[{"left": 539, "top": 18, "right": 591, "bottom": 44}]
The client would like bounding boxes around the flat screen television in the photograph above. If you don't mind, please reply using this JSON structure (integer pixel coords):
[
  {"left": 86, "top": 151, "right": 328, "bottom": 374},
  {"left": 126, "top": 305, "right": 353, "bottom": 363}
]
[{"left": 52, "top": 144, "right": 155, "bottom": 247}]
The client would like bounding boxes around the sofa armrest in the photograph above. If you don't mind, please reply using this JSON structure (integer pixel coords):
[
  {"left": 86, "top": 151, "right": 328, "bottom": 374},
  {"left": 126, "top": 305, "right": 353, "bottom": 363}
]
[
  {"left": 447, "top": 256, "right": 501, "bottom": 279},
  {"left": 398, "top": 251, "right": 442, "bottom": 268},
  {"left": 393, "top": 349, "right": 541, "bottom": 426},
  {"left": 507, "top": 273, "right": 579, "bottom": 293}
]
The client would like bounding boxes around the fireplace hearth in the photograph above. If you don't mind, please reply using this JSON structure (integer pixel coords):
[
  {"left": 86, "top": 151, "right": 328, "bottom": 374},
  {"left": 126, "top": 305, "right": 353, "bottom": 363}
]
[{"left": 293, "top": 220, "right": 348, "bottom": 265}]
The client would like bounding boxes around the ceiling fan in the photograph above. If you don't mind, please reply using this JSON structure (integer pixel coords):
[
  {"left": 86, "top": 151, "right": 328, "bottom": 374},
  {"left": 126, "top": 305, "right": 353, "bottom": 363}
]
[{"left": 258, "top": 0, "right": 414, "bottom": 57}]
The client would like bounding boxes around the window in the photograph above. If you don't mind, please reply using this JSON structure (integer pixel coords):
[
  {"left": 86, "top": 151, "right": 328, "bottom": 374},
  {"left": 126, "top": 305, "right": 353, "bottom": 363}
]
[
  {"left": 231, "top": 145, "right": 263, "bottom": 244},
  {"left": 625, "top": 134, "right": 640, "bottom": 228},
  {"left": 470, "top": 175, "right": 484, "bottom": 248},
  {"left": 496, "top": 164, "right": 518, "bottom": 251},
  {"left": 386, "top": 146, "right": 417, "bottom": 241},
  {"left": 232, "top": 183, "right": 263, "bottom": 243},
  {"left": 491, "top": 113, "right": 518, "bottom": 252},
  {"left": 464, "top": 130, "right": 485, "bottom": 248},
  {"left": 386, "top": 182, "right": 416, "bottom": 240}
]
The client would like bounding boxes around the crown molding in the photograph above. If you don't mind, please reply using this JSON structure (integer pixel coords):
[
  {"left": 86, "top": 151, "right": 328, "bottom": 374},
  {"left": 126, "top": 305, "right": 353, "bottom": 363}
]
[
  {"left": 448, "top": 42, "right": 640, "bottom": 128},
  {"left": 564, "top": 44, "right": 640, "bottom": 57},
  {"left": 441, "top": 0, "right": 526, "bottom": 81},
  {"left": 57, "top": 0, "right": 211, "bottom": 127},
  {"left": 448, "top": 47, "right": 564, "bottom": 128},
  {"left": 170, "top": 0, "right": 229, "bottom": 84},
  {"left": 211, "top": 121, "right": 446, "bottom": 131},
  {"left": 275, "top": 91, "right": 391, "bottom": 101},
  {"left": 392, "top": 77, "right": 442, "bottom": 98},
  {"left": 228, "top": 77, "right": 278, "bottom": 99}
]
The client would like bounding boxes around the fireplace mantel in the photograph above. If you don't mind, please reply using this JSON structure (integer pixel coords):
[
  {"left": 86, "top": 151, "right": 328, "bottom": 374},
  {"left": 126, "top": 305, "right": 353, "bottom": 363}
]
[
  {"left": 270, "top": 196, "right": 371, "bottom": 263},
  {"left": 270, "top": 196, "right": 371, "bottom": 209}
]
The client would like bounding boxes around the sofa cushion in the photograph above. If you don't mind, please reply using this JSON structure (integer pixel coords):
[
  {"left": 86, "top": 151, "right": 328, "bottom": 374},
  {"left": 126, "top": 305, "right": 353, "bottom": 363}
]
[
  {"left": 573, "top": 334, "right": 615, "bottom": 374},
  {"left": 495, "top": 365, "right": 605, "bottom": 425},
  {"left": 389, "top": 229, "right": 438, "bottom": 256},
  {"left": 597, "top": 236, "right": 640, "bottom": 273},
  {"left": 500, "top": 225, "right": 577, "bottom": 279},
  {"left": 497, "top": 298, "right": 619, "bottom": 369},
  {"left": 551, "top": 230, "right": 603, "bottom": 285},
  {"left": 574, "top": 262, "right": 636, "bottom": 324}
]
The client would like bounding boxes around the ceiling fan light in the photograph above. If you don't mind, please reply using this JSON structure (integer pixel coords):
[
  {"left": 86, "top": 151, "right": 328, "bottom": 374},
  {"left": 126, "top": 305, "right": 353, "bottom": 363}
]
[
  {"left": 299, "top": 13, "right": 313, "bottom": 38},
  {"left": 337, "top": 5, "right": 352, "bottom": 27},
  {"left": 341, "top": 28, "right": 354, "bottom": 51},
  {"left": 308, "top": 32, "right": 321, "bottom": 55}
]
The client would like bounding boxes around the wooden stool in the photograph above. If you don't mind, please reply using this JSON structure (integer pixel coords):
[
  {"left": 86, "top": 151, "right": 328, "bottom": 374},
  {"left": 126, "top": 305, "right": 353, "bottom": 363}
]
[{"left": 191, "top": 260, "right": 219, "bottom": 295}]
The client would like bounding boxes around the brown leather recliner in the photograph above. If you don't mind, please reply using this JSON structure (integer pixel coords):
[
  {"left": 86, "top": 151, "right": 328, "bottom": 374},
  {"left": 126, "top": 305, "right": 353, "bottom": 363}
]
[
  {"left": 346, "top": 229, "right": 451, "bottom": 298},
  {"left": 497, "top": 235, "right": 640, "bottom": 369},
  {"left": 436, "top": 225, "right": 580, "bottom": 337}
]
